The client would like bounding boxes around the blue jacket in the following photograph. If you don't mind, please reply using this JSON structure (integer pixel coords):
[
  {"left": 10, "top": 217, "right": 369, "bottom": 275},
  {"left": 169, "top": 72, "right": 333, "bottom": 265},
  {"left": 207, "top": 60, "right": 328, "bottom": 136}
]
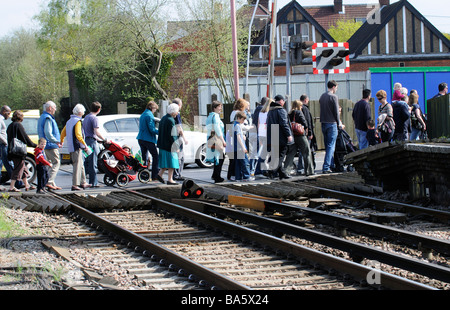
[
  {"left": 38, "top": 112, "right": 61, "bottom": 150},
  {"left": 137, "top": 109, "right": 158, "bottom": 144}
]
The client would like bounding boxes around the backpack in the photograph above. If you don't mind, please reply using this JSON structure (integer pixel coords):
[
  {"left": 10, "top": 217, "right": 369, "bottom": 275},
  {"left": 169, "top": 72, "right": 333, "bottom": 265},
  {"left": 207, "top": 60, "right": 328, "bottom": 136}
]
[{"left": 410, "top": 106, "right": 424, "bottom": 130}]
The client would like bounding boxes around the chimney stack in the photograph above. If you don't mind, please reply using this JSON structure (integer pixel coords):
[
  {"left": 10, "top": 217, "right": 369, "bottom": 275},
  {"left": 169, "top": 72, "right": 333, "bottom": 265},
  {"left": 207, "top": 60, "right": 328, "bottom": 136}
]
[
  {"left": 334, "top": 0, "right": 343, "bottom": 13},
  {"left": 379, "top": 0, "right": 390, "bottom": 7}
]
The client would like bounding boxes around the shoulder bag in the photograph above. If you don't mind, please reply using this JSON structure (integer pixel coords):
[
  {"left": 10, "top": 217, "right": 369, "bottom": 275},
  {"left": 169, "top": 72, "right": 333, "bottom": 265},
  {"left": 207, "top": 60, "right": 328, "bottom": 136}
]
[
  {"left": 291, "top": 111, "right": 305, "bottom": 136},
  {"left": 10, "top": 126, "right": 27, "bottom": 157},
  {"left": 207, "top": 114, "right": 221, "bottom": 151}
]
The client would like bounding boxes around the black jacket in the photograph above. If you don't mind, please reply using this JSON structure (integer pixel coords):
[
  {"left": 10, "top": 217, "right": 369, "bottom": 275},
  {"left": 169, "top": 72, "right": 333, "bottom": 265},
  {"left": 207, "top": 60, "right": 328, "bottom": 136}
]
[
  {"left": 302, "top": 105, "right": 314, "bottom": 136},
  {"left": 157, "top": 114, "right": 179, "bottom": 152},
  {"left": 392, "top": 101, "right": 410, "bottom": 135},
  {"left": 7, "top": 121, "right": 37, "bottom": 160},
  {"left": 289, "top": 109, "right": 308, "bottom": 131},
  {"left": 352, "top": 99, "right": 372, "bottom": 132},
  {"left": 267, "top": 102, "right": 292, "bottom": 147}
]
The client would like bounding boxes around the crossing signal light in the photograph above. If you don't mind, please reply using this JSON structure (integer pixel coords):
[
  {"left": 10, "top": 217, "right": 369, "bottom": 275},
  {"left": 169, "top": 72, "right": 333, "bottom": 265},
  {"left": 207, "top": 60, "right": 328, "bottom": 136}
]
[
  {"left": 180, "top": 179, "right": 204, "bottom": 199},
  {"left": 329, "top": 57, "right": 344, "bottom": 67},
  {"left": 337, "top": 50, "right": 351, "bottom": 58},
  {"left": 290, "top": 35, "right": 314, "bottom": 65},
  {"left": 312, "top": 42, "right": 350, "bottom": 74},
  {"left": 320, "top": 49, "right": 334, "bottom": 58}
]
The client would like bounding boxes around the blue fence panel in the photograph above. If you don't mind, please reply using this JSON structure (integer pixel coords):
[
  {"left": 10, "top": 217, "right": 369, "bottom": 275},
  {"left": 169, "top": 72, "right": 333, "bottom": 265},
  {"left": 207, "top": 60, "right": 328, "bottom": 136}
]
[
  {"left": 392, "top": 72, "right": 426, "bottom": 112},
  {"left": 425, "top": 72, "right": 450, "bottom": 102},
  {"left": 371, "top": 68, "right": 450, "bottom": 117}
]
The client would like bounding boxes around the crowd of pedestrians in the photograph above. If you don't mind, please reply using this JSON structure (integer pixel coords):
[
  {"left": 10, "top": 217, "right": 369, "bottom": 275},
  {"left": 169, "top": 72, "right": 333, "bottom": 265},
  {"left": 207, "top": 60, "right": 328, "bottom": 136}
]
[
  {"left": 208, "top": 79, "right": 446, "bottom": 180},
  {"left": 207, "top": 93, "right": 317, "bottom": 183},
  {"left": 0, "top": 97, "right": 191, "bottom": 192},
  {"left": 0, "top": 80, "right": 445, "bottom": 191}
]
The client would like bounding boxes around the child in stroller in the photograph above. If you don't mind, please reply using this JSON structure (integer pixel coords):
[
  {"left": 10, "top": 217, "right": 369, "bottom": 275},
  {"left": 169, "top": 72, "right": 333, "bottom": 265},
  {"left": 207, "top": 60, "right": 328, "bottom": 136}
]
[{"left": 98, "top": 141, "right": 151, "bottom": 187}]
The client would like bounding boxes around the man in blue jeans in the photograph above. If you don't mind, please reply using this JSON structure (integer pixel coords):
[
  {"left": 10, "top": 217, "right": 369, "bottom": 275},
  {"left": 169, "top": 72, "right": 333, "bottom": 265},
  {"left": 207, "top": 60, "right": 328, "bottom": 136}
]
[
  {"left": 319, "top": 80, "right": 340, "bottom": 174},
  {"left": 83, "top": 102, "right": 106, "bottom": 188}
]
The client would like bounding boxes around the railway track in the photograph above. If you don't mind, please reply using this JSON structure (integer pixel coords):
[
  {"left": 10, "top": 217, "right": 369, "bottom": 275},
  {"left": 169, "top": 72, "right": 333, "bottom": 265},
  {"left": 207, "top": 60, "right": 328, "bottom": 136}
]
[{"left": 2, "top": 173, "right": 449, "bottom": 290}]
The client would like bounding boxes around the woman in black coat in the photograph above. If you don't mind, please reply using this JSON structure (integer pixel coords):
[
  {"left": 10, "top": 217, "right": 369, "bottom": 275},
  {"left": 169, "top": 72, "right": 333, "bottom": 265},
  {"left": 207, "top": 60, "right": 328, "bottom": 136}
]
[
  {"left": 7, "top": 110, "right": 37, "bottom": 192},
  {"left": 156, "top": 103, "right": 180, "bottom": 185},
  {"left": 284, "top": 100, "right": 315, "bottom": 176}
]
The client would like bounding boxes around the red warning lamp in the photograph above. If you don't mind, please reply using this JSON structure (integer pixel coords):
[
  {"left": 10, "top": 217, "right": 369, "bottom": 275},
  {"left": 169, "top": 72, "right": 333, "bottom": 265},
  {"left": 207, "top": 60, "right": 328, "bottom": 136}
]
[
  {"left": 194, "top": 188, "right": 204, "bottom": 198},
  {"left": 180, "top": 179, "right": 204, "bottom": 199}
]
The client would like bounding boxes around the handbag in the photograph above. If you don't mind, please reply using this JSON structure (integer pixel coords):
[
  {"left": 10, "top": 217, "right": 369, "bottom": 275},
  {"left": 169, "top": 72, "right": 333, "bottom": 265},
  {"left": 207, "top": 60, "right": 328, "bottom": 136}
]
[
  {"left": 10, "top": 129, "right": 27, "bottom": 157},
  {"left": 291, "top": 111, "right": 305, "bottom": 136},
  {"left": 207, "top": 114, "right": 222, "bottom": 151}
]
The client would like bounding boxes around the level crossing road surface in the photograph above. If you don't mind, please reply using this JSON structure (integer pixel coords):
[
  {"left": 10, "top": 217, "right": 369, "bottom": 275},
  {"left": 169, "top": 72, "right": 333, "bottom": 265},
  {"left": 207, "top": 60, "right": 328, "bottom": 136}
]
[{"left": 47, "top": 152, "right": 325, "bottom": 193}]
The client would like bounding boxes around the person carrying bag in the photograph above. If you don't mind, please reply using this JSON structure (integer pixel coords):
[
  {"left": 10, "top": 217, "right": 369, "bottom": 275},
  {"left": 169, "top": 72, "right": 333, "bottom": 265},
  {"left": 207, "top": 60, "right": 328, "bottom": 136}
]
[
  {"left": 6, "top": 110, "right": 37, "bottom": 192},
  {"left": 291, "top": 111, "right": 305, "bottom": 136},
  {"left": 10, "top": 131, "right": 27, "bottom": 157}
]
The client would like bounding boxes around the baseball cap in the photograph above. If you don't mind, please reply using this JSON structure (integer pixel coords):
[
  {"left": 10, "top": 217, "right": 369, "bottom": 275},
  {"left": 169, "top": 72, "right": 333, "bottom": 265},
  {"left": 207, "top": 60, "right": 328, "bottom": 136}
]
[{"left": 274, "top": 95, "right": 285, "bottom": 102}]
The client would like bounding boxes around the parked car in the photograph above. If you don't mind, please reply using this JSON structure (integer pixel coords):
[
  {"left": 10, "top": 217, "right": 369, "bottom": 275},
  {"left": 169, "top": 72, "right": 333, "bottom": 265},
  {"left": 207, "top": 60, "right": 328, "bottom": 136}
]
[
  {"left": 60, "top": 114, "right": 213, "bottom": 168},
  {"left": 2, "top": 109, "right": 39, "bottom": 183}
]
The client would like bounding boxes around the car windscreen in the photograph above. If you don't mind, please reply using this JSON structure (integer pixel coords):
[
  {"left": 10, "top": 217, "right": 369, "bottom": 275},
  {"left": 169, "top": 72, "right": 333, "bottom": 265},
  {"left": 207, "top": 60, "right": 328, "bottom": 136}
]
[{"left": 4, "top": 118, "right": 39, "bottom": 136}]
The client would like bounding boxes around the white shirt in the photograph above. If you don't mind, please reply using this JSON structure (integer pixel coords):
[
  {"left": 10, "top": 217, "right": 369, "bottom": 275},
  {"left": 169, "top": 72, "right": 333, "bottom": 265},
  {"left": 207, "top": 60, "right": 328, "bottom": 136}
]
[
  {"left": 0, "top": 115, "right": 7, "bottom": 145},
  {"left": 258, "top": 112, "right": 268, "bottom": 137}
]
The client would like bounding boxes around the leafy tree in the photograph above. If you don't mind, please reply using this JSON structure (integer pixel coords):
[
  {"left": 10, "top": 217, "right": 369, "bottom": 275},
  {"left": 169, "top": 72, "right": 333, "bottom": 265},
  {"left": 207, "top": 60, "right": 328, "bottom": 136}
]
[
  {"left": 173, "top": 0, "right": 249, "bottom": 105},
  {"left": 0, "top": 29, "right": 67, "bottom": 110},
  {"left": 328, "top": 19, "right": 363, "bottom": 42},
  {"left": 35, "top": 0, "right": 174, "bottom": 113}
]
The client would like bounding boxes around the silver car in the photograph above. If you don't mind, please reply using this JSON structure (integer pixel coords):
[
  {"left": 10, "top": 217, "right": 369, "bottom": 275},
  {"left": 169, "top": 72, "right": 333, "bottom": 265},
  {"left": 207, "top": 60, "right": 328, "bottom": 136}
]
[{"left": 60, "top": 114, "right": 212, "bottom": 168}]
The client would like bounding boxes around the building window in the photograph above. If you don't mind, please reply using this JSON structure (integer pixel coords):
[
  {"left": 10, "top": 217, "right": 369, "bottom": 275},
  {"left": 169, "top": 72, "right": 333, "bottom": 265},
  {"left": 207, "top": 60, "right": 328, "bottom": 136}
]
[{"left": 280, "top": 23, "right": 310, "bottom": 51}]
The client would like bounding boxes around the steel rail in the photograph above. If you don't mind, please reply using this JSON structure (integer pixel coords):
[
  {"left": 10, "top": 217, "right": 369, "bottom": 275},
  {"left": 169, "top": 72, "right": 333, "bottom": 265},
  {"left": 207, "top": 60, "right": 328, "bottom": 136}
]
[
  {"left": 299, "top": 183, "right": 450, "bottom": 223},
  {"left": 50, "top": 192, "right": 251, "bottom": 290},
  {"left": 175, "top": 199, "right": 450, "bottom": 284},
  {"left": 126, "top": 190, "right": 436, "bottom": 290},
  {"left": 229, "top": 194, "right": 450, "bottom": 257}
]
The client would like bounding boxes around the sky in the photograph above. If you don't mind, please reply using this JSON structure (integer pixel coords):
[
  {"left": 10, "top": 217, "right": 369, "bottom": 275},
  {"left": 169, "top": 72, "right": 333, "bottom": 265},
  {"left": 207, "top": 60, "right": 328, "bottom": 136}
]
[{"left": 0, "top": 0, "right": 449, "bottom": 39}]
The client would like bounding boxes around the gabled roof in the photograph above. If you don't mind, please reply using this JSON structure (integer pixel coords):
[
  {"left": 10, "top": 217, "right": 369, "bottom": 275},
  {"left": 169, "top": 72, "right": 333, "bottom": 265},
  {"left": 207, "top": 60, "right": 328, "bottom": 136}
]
[
  {"left": 348, "top": 0, "right": 450, "bottom": 57},
  {"left": 250, "top": 0, "right": 334, "bottom": 56},
  {"left": 304, "top": 4, "right": 375, "bottom": 31},
  {"left": 276, "top": 0, "right": 334, "bottom": 42}
]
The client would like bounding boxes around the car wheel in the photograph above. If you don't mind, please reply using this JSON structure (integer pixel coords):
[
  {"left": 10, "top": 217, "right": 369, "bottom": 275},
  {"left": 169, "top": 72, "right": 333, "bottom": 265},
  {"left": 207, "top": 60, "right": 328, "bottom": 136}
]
[
  {"left": 195, "top": 144, "right": 214, "bottom": 169},
  {"left": 25, "top": 156, "right": 37, "bottom": 184}
]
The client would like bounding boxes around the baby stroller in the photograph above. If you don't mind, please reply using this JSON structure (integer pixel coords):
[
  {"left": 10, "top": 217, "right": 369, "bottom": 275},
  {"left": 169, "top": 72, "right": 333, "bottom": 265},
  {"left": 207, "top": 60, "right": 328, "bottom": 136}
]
[
  {"left": 334, "top": 128, "right": 358, "bottom": 172},
  {"left": 97, "top": 141, "right": 151, "bottom": 187}
]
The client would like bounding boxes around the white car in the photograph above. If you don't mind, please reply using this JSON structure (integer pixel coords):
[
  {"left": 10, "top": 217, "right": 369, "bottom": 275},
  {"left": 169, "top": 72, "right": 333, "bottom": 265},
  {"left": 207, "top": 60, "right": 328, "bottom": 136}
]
[{"left": 60, "top": 114, "right": 212, "bottom": 168}]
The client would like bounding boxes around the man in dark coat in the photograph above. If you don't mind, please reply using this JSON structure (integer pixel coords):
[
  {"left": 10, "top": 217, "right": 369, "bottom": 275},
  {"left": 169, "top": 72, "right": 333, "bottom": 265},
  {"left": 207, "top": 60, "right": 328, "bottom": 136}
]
[
  {"left": 352, "top": 89, "right": 372, "bottom": 150},
  {"left": 266, "top": 95, "right": 293, "bottom": 179}
]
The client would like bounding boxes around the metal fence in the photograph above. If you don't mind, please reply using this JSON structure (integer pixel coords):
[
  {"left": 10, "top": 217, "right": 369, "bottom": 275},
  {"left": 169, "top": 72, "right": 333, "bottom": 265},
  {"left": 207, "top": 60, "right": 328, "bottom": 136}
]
[{"left": 426, "top": 94, "right": 450, "bottom": 139}]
